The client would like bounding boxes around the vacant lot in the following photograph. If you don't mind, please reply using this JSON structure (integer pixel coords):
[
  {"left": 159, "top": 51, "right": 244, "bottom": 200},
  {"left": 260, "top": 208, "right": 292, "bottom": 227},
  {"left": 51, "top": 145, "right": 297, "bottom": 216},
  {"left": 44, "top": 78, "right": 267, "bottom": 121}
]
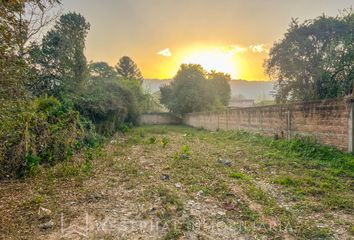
[{"left": 0, "top": 125, "right": 353, "bottom": 239}]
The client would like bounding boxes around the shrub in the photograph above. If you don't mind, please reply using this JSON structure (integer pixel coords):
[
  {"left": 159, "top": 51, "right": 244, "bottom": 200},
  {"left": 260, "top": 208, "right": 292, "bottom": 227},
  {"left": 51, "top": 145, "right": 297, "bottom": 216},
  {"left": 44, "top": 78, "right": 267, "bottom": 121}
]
[
  {"left": 73, "top": 78, "right": 141, "bottom": 136},
  {"left": 0, "top": 97, "right": 84, "bottom": 178}
]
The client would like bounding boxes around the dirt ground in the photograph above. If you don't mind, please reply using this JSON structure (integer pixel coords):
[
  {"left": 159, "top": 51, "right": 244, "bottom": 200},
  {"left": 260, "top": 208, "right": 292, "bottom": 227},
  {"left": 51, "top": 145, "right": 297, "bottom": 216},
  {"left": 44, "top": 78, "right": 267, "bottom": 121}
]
[{"left": 0, "top": 125, "right": 353, "bottom": 239}]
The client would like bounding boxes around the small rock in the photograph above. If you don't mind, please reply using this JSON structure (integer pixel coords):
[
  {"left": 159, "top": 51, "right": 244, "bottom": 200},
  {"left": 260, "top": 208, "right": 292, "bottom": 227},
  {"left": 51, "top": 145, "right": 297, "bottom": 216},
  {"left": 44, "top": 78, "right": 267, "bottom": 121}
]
[
  {"left": 39, "top": 220, "right": 54, "bottom": 230},
  {"left": 216, "top": 211, "right": 225, "bottom": 216},
  {"left": 180, "top": 154, "right": 189, "bottom": 159},
  {"left": 38, "top": 207, "right": 52, "bottom": 219},
  {"left": 223, "top": 203, "right": 236, "bottom": 211},
  {"left": 197, "top": 190, "right": 204, "bottom": 197},
  {"left": 216, "top": 159, "right": 232, "bottom": 167},
  {"left": 175, "top": 183, "right": 182, "bottom": 189},
  {"left": 160, "top": 174, "right": 170, "bottom": 181}
]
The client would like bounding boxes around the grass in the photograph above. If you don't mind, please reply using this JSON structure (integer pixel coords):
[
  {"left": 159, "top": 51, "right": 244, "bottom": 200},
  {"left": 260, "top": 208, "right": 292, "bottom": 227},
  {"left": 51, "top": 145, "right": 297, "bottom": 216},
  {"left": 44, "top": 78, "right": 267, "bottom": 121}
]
[
  {"left": 229, "top": 171, "right": 250, "bottom": 180},
  {"left": 0, "top": 125, "right": 353, "bottom": 239}
]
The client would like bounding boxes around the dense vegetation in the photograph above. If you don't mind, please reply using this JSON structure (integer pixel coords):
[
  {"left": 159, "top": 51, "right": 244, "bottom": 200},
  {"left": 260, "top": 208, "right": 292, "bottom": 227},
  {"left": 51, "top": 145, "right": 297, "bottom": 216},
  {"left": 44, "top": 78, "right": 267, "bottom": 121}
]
[
  {"left": 0, "top": 1, "right": 152, "bottom": 178},
  {"left": 265, "top": 11, "right": 354, "bottom": 103},
  {"left": 160, "top": 64, "right": 231, "bottom": 115}
]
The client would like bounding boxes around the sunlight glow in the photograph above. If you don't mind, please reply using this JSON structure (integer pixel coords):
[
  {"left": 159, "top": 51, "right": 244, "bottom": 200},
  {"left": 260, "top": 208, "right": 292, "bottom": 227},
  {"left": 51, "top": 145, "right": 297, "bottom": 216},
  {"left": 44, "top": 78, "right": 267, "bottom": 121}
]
[{"left": 180, "top": 47, "right": 240, "bottom": 79}]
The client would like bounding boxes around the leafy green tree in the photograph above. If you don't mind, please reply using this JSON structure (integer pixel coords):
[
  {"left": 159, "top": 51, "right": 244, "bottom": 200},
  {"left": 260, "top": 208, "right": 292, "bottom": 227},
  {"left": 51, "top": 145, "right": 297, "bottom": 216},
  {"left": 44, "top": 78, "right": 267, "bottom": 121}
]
[
  {"left": 265, "top": 12, "right": 354, "bottom": 103},
  {"left": 209, "top": 71, "right": 231, "bottom": 106},
  {"left": 88, "top": 61, "right": 116, "bottom": 79},
  {"left": 29, "top": 12, "right": 90, "bottom": 97},
  {"left": 115, "top": 56, "right": 143, "bottom": 81},
  {"left": 160, "top": 64, "right": 222, "bottom": 114},
  {"left": 0, "top": 0, "right": 60, "bottom": 100}
]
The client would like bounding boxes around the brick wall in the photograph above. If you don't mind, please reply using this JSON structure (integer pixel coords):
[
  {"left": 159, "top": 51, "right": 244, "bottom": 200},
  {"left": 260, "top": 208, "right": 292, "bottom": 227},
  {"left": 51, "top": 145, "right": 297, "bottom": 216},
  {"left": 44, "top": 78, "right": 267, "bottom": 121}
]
[
  {"left": 183, "top": 97, "right": 354, "bottom": 152},
  {"left": 139, "top": 113, "right": 182, "bottom": 125}
]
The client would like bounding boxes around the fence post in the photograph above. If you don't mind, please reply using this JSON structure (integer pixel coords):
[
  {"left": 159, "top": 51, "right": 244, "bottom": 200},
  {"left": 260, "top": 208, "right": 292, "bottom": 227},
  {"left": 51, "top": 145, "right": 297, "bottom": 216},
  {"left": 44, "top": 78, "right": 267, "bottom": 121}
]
[
  {"left": 287, "top": 110, "right": 291, "bottom": 139},
  {"left": 348, "top": 101, "right": 354, "bottom": 152},
  {"left": 226, "top": 109, "right": 229, "bottom": 131}
]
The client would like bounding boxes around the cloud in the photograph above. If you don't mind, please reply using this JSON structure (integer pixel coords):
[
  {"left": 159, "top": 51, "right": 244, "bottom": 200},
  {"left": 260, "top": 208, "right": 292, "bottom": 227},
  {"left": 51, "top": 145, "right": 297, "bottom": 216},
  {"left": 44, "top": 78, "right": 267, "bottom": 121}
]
[
  {"left": 224, "top": 45, "right": 248, "bottom": 56},
  {"left": 249, "top": 44, "right": 268, "bottom": 53},
  {"left": 157, "top": 48, "right": 172, "bottom": 57},
  {"left": 224, "top": 44, "right": 269, "bottom": 55}
]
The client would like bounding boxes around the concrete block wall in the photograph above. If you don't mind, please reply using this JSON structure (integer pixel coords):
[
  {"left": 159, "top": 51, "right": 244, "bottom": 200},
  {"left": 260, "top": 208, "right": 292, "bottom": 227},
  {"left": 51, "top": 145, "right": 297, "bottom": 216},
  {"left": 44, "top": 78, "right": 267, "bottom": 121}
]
[
  {"left": 184, "top": 97, "right": 354, "bottom": 152},
  {"left": 139, "top": 113, "right": 182, "bottom": 125}
]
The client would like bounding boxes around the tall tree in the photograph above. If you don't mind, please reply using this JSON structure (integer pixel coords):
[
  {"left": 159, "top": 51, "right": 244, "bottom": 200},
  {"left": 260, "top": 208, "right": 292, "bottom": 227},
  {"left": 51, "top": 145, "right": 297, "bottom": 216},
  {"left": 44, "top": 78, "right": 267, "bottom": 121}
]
[
  {"left": 0, "top": 0, "right": 60, "bottom": 100},
  {"left": 115, "top": 56, "right": 143, "bottom": 81},
  {"left": 209, "top": 71, "right": 231, "bottom": 106},
  {"left": 160, "top": 64, "right": 221, "bottom": 115},
  {"left": 29, "top": 12, "right": 90, "bottom": 97},
  {"left": 265, "top": 12, "right": 354, "bottom": 103}
]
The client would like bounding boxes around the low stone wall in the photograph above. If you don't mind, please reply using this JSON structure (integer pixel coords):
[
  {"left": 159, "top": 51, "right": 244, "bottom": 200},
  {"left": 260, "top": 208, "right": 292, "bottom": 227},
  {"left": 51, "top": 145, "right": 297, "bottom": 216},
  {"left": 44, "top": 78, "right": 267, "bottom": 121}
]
[
  {"left": 139, "top": 113, "right": 182, "bottom": 125},
  {"left": 183, "top": 97, "right": 354, "bottom": 152}
]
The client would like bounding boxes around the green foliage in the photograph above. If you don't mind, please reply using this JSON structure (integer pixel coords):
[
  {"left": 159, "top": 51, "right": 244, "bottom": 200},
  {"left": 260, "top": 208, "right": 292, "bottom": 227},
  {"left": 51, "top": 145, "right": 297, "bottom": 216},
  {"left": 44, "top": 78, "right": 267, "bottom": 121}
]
[
  {"left": 0, "top": 0, "right": 60, "bottom": 100},
  {"left": 29, "top": 12, "right": 90, "bottom": 98},
  {"left": 270, "top": 138, "right": 354, "bottom": 175},
  {"left": 181, "top": 145, "right": 190, "bottom": 155},
  {"left": 179, "top": 145, "right": 191, "bottom": 159},
  {"left": 148, "top": 136, "right": 157, "bottom": 144},
  {"left": 229, "top": 171, "right": 249, "bottom": 180},
  {"left": 224, "top": 131, "right": 354, "bottom": 177},
  {"left": 273, "top": 176, "right": 300, "bottom": 187},
  {"left": 25, "top": 154, "right": 41, "bottom": 176},
  {"left": 265, "top": 11, "right": 354, "bottom": 103},
  {"left": 118, "top": 78, "right": 148, "bottom": 111},
  {"left": 350, "top": 225, "right": 354, "bottom": 236},
  {"left": 88, "top": 61, "right": 116, "bottom": 79},
  {"left": 160, "top": 64, "right": 231, "bottom": 114},
  {"left": 118, "top": 122, "right": 132, "bottom": 133},
  {"left": 208, "top": 71, "right": 232, "bottom": 106},
  {"left": 161, "top": 137, "right": 169, "bottom": 148},
  {"left": 73, "top": 78, "right": 141, "bottom": 135},
  {"left": 1, "top": 4, "right": 145, "bottom": 179},
  {"left": 115, "top": 56, "right": 143, "bottom": 81},
  {"left": 0, "top": 96, "right": 85, "bottom": 178}
]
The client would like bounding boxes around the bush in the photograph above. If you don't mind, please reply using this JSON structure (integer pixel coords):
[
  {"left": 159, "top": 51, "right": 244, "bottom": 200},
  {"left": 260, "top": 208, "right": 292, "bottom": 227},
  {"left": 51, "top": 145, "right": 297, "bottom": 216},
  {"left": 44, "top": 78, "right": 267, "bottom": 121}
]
[
  {"left": 0, "top": 97, "right": 84, "bottom": 178},
  {"left": 73, "top": 78, "right": 143, "bottom": 135}
]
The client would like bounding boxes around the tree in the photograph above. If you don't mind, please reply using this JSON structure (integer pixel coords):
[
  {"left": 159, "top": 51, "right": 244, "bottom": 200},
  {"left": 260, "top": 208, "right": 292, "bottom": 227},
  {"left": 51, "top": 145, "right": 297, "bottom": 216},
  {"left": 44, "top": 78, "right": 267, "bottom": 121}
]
[
  {"left": 209, "top": 71, "right": 231, "bottom": 106},
  {"left": 73, "top": 79, "right": 136, "bottom": 135},
  {"left": 88, "top": 61, "right": 116, "bottom": 79},
  {"left": 265, "top": 11, "right": 354, "bottom": 103},
  {"left": 160, "top": 64, "right": 226, "bottom": 115},
  {"left": 0, "top": 0, "right": 60, "bottom": 100},
  {"left": 29, "top": 12, "right": 90, "bottom": 97},
  {"left": 115, "top": 56, "right": 143, "bottom": 81}
]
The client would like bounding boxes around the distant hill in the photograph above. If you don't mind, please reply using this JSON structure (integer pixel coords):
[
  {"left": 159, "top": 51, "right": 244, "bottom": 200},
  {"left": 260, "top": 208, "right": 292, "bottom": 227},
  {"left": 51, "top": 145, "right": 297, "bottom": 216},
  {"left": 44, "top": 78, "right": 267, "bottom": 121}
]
[
  {"left": 143, "top": 79, "right": 275, "bottom": 101},
  {"left": 229, "top": 80, "right": 275, "bottom": 101},
  {"left": 142, "top": 79, "right": 171, "bottom": 93}
]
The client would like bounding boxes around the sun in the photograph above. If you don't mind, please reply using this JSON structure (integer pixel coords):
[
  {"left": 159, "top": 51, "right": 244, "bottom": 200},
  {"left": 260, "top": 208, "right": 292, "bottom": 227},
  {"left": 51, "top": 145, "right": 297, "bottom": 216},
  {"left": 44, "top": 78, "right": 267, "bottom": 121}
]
[{"left": 180, "top": 48, "right": 240, "bottom": 79}]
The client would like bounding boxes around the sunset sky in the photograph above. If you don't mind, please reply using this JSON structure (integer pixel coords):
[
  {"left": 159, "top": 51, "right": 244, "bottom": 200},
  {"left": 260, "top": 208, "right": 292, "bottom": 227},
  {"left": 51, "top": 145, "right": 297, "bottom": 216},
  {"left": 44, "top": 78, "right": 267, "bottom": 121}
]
[{"left": 61, "top": 0, "right": 353, "bottom": 80}]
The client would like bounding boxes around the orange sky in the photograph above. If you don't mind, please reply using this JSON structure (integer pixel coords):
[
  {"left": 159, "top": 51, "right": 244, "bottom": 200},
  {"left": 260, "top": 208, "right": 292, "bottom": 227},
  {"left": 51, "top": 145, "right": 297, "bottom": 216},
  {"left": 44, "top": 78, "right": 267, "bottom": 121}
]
[{"left": 61, "top": 0, "right": 353, "bottom": 80}]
